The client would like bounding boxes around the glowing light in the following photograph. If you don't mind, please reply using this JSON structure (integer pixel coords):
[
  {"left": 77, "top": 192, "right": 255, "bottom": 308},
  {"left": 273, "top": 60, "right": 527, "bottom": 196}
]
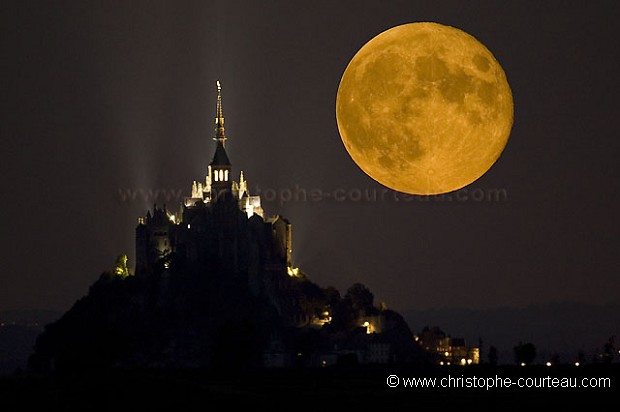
[
  {"left": 575, "top": 362, "right": 580, "bottom": 367},
  {"left": 444, "top": 351, "right": 450, "bottom": 357},
  {"left": 361, "top": 321, "right": 372, "bottom": 334},
  {"left": 313, "top": 314, "right": 332, "bottom": 326},
  {"left": 460, "top": 358, "right": 467, "bottom": 366},
  {"left": 187, "top": 224, "right": 191, "bottom": 229},
  {"left": 164, "top": 262, "right": 170, "bottom": 269},
  {"left": 467, "top": 359, "right": 473, "bottom": 365},
  {"left": 113, "top": 255, "right": 131, "bottom": 278},
  {"left": 439, "top": 361, "right": 444, "bottom": 366},
  {"left": 546, "top": 362, "right": 552, "bottom": 367},
  {"left": 321, "top": 360, "right": 327, "bottom": 367},
  {"left": 520, "top": 362, "right": 526, "bottom": 367},
  {"left": 315, "top": 310, "right": 333, "bottom": 326},
  {"left": 287, "top": 266, "right": 302, "bottom": 278}
]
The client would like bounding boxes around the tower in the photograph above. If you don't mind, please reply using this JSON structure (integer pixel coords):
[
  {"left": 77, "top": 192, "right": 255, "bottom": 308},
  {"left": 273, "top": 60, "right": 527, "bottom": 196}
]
[
  {"left": 210, "top": 81, "right": 232, "bottom": 199},
  {"left": 136, "top": 80, "right": 286, "bottom": 278}
]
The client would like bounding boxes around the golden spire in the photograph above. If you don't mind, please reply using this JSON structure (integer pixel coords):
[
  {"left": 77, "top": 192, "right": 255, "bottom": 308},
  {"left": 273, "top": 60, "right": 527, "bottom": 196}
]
[{"left": 214, "top": 80, "right": 226, "bottom": 144}]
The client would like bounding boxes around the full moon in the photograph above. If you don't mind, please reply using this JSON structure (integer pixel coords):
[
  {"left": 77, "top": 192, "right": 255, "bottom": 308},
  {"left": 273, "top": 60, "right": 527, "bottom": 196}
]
[{"left": 336, "top": 22, "right": 513, "bottom": 195}]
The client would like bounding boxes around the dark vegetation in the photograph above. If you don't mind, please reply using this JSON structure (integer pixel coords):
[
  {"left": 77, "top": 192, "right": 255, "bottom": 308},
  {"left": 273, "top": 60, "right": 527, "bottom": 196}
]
[{"left": 28, "top": 256, "right": 426, "bottom": 373}]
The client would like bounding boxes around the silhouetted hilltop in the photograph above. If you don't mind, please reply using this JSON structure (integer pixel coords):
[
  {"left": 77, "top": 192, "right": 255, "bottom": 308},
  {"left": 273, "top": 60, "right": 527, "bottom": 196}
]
[
  {"left": 28, "top": 83, "right": 430, "bottom": 372},
  {"left": 29, "top": 260, "right": 427, "bottom": 372}
]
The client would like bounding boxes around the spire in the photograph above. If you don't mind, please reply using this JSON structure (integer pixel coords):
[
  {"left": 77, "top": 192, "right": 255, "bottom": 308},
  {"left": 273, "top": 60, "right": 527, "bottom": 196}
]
[
  {"left": 211, "top": 80, "right": 231, "bottom": 167},
  {"left": 214, "top": 80, "right": 226, "bottom": 144}
]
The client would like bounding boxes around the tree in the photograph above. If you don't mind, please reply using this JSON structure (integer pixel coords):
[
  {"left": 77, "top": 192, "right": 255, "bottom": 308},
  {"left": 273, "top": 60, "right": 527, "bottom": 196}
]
[
  {"left": 296, "top": 279, "right": 327, "bottom": 318},
  {"left": 488, "top": 345, "right": 498, "bottom": 366},
  {"left": 344, "top": 283, "right": 374, "bottom": 316},
  {"left": 602, "top": 335, "right": 616, "bottom": 364},
  {"left": 514, "top": 342, "right": 536, "bottom": 365},
  {"left": 330, "top": 297, "right": 356, "bottom": 331},
  {"left": 323, "top": 286, "right": 341, "bottom": 308},
  {"left": 577, "top": 350, "right": 587, "bottom": 365}
]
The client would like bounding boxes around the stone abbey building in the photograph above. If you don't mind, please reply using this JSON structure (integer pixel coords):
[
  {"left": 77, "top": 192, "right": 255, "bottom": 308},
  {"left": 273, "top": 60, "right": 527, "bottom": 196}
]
[{"left": 135, "top": 82, "right": 295, "bottom": 305}]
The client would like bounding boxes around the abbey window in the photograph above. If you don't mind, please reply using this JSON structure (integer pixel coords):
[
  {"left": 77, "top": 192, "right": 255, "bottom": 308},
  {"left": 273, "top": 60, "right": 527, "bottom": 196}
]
[{"left": 213, "top": 169, "right": 229, "bottom": 182}]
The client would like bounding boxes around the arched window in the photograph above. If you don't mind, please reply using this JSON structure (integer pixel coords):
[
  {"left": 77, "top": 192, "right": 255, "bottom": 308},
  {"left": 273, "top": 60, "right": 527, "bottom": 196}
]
[
  {"left": 219, "top": 169, "right": 224, "bottom": 181},
  {"left": 214, "top": 170, "right": 219, "bottom": 182},
  {"left": 224, "top": 170, "right": 229, "bottom": 181}
]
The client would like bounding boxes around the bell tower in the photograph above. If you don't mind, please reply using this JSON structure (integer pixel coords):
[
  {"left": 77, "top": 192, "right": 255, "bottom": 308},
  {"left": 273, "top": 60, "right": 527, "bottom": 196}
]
[{"left": 210, "top": 81, "right": 232, "bottom": 199}]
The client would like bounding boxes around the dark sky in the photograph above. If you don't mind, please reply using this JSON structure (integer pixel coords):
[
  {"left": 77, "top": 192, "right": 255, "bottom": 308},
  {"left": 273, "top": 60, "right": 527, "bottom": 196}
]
[{"left": 1, "top": 0, "right": 619, "bottom": 315}]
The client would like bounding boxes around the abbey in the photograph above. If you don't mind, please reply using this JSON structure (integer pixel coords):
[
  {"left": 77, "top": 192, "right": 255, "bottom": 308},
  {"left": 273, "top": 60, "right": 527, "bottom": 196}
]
[
  {"left": 29, "top": 82, "right": 424, "bottom": 373},
  {"left": 135, "top": 82, "right": 293, "bottom": 296}
]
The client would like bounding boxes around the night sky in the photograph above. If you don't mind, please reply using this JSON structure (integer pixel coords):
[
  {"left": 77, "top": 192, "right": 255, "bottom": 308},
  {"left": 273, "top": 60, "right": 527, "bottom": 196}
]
[{"left": 2, "top": 0, "right": 619, "bottom": 317}]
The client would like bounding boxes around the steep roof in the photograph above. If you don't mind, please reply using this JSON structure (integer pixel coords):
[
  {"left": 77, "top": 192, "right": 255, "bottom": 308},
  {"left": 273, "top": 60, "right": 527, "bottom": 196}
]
[{"left": 210, "top": 140, "right": 231, "bottom": 166}]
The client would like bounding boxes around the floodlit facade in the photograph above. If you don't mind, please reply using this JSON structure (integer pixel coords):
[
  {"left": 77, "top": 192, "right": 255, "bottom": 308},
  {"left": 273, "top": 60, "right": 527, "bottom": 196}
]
[{"left": 135, "top": 82, "right": 293, "bottom": 283}]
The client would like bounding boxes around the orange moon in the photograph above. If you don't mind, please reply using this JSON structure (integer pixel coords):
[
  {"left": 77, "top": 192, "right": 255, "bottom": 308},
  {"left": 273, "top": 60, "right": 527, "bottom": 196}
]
[{"left": 336, "top": 22, "right": 513, "bottom": 195}]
